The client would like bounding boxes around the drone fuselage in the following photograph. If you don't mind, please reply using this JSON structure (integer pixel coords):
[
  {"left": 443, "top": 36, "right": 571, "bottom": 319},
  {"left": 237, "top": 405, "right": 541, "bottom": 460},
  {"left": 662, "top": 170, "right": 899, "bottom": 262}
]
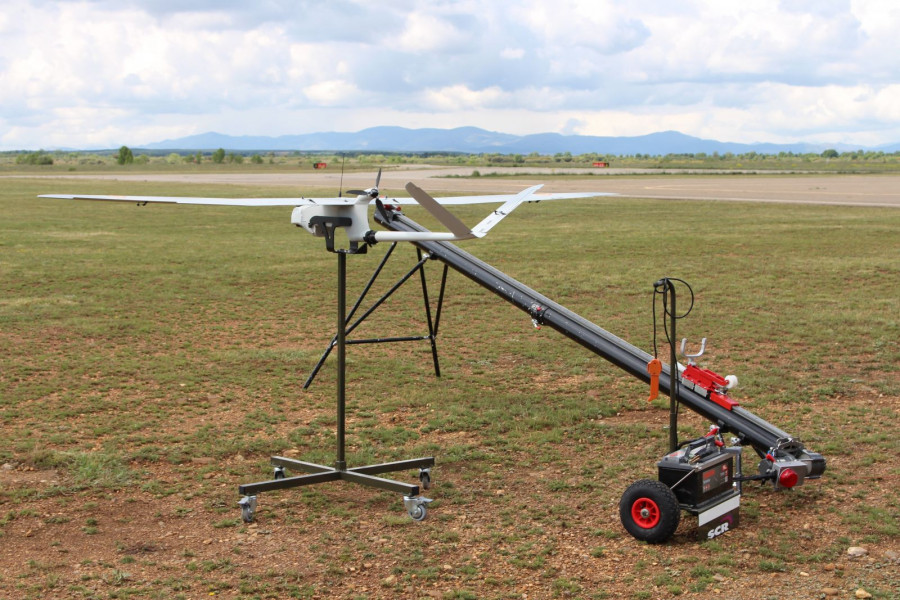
[{"left": 291, "top": 194, "right": 371, "bottom": 241}]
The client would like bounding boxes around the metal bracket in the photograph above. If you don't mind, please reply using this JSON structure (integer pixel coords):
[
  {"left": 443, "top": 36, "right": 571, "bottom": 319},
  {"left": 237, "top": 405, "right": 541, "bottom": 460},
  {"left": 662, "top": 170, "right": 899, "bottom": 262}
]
[
  {"left": 529, "top": 303, "right": 546, "bottom": 329},
  {"left": 680, "top": 337, "right": 707, "bottom": 365},
  {"left": 308, "top": 215, "right": 365, "bottom": 254}
]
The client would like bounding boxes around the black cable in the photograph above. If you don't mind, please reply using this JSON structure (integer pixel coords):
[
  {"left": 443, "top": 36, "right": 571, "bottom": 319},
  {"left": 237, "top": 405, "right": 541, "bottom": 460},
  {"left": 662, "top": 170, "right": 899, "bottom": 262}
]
[
  {"left": 651, "top": 277, "right": 694, "bottom": 358},
  {"left": 651, "top": 287, "right": 660, "bottom": 358},
  {"left": 651, "top": 278, "right": 695, "bottom": 445}
]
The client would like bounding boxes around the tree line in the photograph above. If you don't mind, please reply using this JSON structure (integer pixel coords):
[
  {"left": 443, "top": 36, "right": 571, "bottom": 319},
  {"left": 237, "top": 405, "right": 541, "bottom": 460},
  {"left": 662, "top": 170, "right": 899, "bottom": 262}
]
[{"left": 7, "top": 146, "right": 900, "bottom": 169}]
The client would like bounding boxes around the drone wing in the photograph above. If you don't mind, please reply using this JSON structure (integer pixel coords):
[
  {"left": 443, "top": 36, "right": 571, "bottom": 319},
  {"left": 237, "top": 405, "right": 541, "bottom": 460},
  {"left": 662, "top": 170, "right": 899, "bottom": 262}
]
[
  {"left": 41, "top": 186, "right": 614, "bottom": 244},
  {"left": 38, "top": 194, "right": 317, "bottom": 207},
  {"left": 39, "top": 189, "right": 613, "bottom": 207},
  {"left": 382, "top": 191, "right": 613, "bottom": 206}
]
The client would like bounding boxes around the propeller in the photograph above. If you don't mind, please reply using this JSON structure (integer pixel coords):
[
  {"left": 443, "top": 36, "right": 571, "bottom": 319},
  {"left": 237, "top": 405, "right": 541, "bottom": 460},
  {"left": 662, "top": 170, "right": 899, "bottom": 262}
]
[
  {"left": 375, "top": 198, "right": 392, "bottom": 223},
  {"left": 346, "top": 168, "right": 382, "bottom": 198},
  {"left": 404, "top": 182, "right": 472, "bottom": 237}
]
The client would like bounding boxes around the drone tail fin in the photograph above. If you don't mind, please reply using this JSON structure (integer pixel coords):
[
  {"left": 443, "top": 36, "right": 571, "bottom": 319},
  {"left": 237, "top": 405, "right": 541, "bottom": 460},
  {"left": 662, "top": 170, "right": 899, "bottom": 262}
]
[{"left": 470, "top": 184, "right": 542, "bottom": 237}]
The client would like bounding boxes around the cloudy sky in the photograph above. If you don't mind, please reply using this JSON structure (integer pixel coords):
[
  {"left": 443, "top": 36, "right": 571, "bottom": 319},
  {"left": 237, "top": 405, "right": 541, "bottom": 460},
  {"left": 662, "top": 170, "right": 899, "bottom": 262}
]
[{"left": 1, "top": 0, "right": 899, "bottom": 151}]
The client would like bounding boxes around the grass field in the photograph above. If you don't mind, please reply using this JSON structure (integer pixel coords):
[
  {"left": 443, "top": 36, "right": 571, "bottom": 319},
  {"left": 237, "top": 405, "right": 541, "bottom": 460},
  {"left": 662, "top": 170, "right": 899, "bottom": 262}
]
[{"left": 1, "top": 174, "right": 898, "bottom": 599}]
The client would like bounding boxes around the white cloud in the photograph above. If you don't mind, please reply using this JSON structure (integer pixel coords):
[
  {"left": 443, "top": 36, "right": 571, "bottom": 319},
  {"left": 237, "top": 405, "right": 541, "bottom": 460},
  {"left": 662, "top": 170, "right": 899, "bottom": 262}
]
[
  {"left": 520, "top": 0, "right": 650, "bottom": 54},
  {"left": 396, "top": 11, "right": 473, "bottom": 53},
  {"left": 422, "top": 85, "right": 505, "bottom": 111},
  {"left": 1, "top": 0, "right": 900, "bottom": 149},
  {"left": 500, "top": 48, "right": 525, "bottom": 60},
  {"left": 304, "top": 79, "right": 362, "bottom": 106}
]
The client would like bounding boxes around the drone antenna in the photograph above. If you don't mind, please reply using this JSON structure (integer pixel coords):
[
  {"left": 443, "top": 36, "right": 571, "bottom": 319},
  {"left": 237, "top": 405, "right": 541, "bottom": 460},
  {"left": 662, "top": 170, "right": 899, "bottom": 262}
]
[{"left": 338, "top": 154, "right": 346, "bottom": 198}]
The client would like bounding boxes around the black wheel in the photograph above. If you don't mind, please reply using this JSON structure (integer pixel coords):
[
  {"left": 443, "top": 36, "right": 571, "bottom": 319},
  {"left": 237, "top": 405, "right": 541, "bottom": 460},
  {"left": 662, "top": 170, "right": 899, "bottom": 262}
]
[
  {"left": 274, "top": 467, "right": 285, "bottom": 480},
  {"left": 419, "top": 471, "right": 431, "bottom": 491},
  {"left": 619, "top": 479, "right": 681, "bottom": 544}
]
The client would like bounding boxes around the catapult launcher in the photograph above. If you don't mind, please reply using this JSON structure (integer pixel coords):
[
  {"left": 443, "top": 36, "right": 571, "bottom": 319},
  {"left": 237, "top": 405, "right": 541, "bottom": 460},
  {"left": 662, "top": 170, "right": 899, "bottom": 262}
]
[
  {"left": 373, "top": 208, "right": 825, "bottom": 541},
  {"left": 45, "top": 176, "right": 825, "bottom": 542},
  {"left": 242, "top": 202, "right": 826, "bottom": 541},
  {"left": 248, "top": 201, "right": 826, "bottom": 541}
]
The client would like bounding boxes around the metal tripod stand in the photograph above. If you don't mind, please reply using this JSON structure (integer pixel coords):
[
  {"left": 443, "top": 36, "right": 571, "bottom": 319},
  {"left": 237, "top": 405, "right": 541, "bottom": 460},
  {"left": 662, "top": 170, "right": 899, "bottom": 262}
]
[{"left": 238, "top": 225, "right": 436, "bottom": 522}]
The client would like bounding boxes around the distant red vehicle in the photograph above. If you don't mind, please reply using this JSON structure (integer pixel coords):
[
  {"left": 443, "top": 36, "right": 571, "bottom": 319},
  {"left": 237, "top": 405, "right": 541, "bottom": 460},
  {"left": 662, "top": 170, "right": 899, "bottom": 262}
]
[
  {"left": 592, "top": 161, "right": 609, "bottom": 168},
  {"left": 314, "top": 162, "right": 327, "bottom": 169}
]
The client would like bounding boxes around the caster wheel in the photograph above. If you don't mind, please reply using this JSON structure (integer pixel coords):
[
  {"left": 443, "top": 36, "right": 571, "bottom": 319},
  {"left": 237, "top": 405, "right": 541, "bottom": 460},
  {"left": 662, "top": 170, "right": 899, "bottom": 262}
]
[
  {"left": 403, "top": 495, "right": 433, "bottom": 522},
  {"left": 274, "top": 466, "right": 285, "bottom": 480},
  {"left": 419, "top": 468, "right": 432, "bottom": 491},
  {"left": 239, "top": 495, "right": 258, "bottom": 524},
  {"left": 408, "top": 503, "right": 427, "bottom": 521},
  {"left": 619, "top": 479, "right": 680, "bottom": 544}
]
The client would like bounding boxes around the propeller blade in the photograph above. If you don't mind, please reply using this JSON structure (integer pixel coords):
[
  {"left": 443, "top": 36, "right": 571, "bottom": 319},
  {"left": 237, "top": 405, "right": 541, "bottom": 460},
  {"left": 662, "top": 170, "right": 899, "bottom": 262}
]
[
  {"left": 347, "top": 168, "right": 383, "bottom": 198},
  {"left": 405, "top": 182, "right": 472, "bottom": 238},
  {"left": 375, "top": 198, "right": 392, "bottom": 223}
]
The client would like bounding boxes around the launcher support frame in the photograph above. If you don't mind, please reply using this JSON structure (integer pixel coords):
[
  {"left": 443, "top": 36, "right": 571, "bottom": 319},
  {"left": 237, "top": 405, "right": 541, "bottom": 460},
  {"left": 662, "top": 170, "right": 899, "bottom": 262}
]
[{"left": 238, "top": 239, "right": 439, "bottom": 522}]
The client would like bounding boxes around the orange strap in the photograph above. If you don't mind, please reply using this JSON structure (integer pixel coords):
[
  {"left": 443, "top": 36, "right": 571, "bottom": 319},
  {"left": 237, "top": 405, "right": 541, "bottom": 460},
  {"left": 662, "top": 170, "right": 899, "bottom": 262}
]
[{"left": 647, "top": 359, "right": 662, "bottom": 402}]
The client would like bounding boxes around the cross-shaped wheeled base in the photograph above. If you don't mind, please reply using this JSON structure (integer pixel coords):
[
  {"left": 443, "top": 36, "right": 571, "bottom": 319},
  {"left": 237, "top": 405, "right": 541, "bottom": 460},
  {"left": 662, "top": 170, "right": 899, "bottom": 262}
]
[{"left": 238, "top": 456, "right": 435, "bottom": 522}]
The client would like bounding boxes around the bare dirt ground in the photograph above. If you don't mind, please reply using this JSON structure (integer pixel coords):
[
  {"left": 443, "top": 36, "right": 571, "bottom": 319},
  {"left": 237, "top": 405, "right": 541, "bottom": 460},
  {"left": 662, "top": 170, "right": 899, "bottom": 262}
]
[
  {"left": 2, "top": 172, "right": 898, "bottom": 599},
  {"left": 24, "top": 168, "right": 900, "bottom": 208},
  {"left": 2, "top": 403, "right": 897, "bottom": 600}
]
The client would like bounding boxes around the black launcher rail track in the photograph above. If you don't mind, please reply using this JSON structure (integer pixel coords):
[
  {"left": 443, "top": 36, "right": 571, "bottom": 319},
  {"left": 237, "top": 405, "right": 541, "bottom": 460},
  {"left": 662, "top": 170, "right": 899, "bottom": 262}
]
[{"left": 374, "top": 208, "right": 825, "bottom": 476}]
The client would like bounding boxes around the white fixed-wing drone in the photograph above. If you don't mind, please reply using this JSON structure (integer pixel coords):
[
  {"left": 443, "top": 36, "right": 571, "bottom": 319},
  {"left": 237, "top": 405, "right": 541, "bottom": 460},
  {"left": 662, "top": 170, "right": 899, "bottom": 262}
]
[{"left": 41, "top": 170, "right": 612, "bottom": 245}]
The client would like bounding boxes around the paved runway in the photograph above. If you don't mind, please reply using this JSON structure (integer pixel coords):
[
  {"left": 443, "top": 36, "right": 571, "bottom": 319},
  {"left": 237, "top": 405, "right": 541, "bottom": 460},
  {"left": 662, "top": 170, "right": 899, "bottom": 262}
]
[{"left": 22, "top": 168, "right": 900, "bottom": 208}]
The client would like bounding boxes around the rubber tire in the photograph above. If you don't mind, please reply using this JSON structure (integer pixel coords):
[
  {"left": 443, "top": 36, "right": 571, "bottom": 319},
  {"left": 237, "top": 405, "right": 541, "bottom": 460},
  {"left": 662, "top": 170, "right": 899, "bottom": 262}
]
[
  {"left": 408, "top": 504, "right": 427, "bottom": 522},
  {"left": 619, "top": 479, "right": 681, "bottom": 544},
  {"left": 241, "top": 505, "right": 254, "bottom": 524}
]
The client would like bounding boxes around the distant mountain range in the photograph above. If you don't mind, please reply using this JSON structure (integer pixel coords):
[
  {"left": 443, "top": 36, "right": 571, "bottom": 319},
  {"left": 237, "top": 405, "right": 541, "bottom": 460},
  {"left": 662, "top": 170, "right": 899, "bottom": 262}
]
[{"left": 141, "top": 127, "right": 900, "bottom": 156}]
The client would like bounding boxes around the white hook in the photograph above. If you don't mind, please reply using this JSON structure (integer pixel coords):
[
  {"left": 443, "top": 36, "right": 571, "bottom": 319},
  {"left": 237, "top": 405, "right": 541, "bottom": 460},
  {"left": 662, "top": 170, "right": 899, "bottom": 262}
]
[{"left": 680, "top": 337, "right": 707, "bottom": 365}]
